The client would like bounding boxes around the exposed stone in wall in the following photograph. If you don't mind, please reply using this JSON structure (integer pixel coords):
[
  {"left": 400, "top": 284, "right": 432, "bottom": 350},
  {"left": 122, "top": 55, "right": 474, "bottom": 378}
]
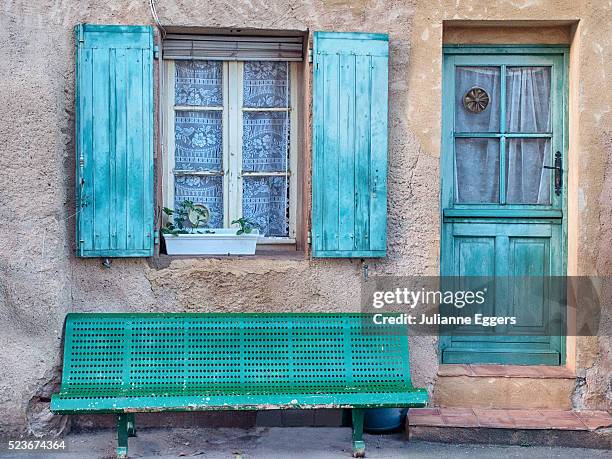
[
  {"left": 574, "top": 336, "right": 612, "bottom": 410},
  {"left": 26, "top": 366, "right": 68, "bottom": 438}
]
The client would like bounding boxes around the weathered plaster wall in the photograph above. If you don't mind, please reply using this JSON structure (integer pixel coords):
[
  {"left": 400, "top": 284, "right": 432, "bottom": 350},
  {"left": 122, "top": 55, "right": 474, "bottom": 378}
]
[{"left": 0, "top": 0, "right": 610, "bottom": 437}]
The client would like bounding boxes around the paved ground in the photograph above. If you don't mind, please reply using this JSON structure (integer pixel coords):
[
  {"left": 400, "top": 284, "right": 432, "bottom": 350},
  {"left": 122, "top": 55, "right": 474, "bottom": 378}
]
[{"left": 1, "top": 427, "right": 609, "bottom": 459}]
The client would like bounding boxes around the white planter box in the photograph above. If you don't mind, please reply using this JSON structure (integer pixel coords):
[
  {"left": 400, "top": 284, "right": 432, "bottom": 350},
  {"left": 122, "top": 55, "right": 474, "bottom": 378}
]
[{"left": 163, "top": 229, "right": 259, "bottom": 255}]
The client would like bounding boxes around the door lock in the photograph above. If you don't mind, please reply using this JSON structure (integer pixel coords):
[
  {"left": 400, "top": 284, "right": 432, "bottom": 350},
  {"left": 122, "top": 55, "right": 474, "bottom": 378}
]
[{"left": 543, "top": 151, "right": 563, "bottom": 196}]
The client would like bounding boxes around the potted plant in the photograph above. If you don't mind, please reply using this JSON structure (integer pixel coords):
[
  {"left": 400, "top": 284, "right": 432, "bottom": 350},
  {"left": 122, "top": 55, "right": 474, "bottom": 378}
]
[{"left": 161, "top": 200, "right": 259, "bottom": 255}]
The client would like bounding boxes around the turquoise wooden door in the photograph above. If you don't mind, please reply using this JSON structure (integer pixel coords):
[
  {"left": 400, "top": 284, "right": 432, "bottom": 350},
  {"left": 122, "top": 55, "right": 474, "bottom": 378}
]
[{"left": 440, "top": 47, "right": 568, "bottom": 365}]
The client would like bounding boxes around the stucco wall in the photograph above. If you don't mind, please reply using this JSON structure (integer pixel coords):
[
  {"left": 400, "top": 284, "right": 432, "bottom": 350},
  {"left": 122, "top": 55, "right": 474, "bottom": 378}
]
[{"left": 0, "top": 0, "right": 610, "bottom": 437}]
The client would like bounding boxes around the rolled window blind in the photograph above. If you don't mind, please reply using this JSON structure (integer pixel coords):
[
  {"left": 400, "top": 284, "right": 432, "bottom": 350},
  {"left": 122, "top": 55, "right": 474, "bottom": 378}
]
[{"left": 162, "top": 33, "right": 304, "bottom": 61}]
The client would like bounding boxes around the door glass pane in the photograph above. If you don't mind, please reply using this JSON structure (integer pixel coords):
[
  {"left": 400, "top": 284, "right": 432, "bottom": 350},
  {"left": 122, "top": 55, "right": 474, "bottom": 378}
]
[
  {"left": 175, "top": 61, "right": 223, "bottom": 107},
  {"left": 506, "top": 67, "right": 551, "bottom": 133},
  {"left": 243, "top": 61, "right": 289, "bottom": 108},
  {"left": 455, "top": 138, "right": 500, "bottom": 203},
  {"left": 455, "top": 66, "right": 500, "bottom": 133},
  {"left": 505, "top": 138, "right": 551, "bottom": 204},
  {"left": 243, "top": 176, "right": 289, "bottom": 237},
  {"left": 174, "top": 176, "right": 223, "bottom": 228},
  {"left": 175, "top": 111, "right": 222, "bottom": 172}
]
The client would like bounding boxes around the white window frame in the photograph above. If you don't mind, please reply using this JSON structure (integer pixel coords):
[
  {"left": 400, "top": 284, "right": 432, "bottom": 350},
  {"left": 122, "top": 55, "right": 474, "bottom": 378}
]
[{"left": 162, "top": 60, "right": 299, "bottom": 244}]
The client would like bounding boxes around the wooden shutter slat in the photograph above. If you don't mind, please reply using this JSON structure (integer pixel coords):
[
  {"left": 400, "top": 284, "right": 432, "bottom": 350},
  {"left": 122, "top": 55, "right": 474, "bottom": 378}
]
[
  {"left": 126, "top": 47, "right": 146, "bottom": 252},
  {"left": 369, "top": 55, "right": 389, "bottom": 251},
  {"left": 338, "top": 53, "right": 357, "bottom": 251},
  {"left": 322, "top": 53, "right": 340, "bottom": 250},
  {"left": 354, "top": 54, "right": 372, "bottom": 251},
  {"left": 78, "top": 47, "right": 94, "bottom": 252},
  {"left": 76, "top": 24, "right": 154, "bottom": 257},
  {"left": 114, "top": 48, "right": 128, "bottom": 251},
  {"left": 91, "top": 46, "right": 112, "bottom": 251},
  {"left": 312, "top": 32, "right": 389, "bottom": 258}
]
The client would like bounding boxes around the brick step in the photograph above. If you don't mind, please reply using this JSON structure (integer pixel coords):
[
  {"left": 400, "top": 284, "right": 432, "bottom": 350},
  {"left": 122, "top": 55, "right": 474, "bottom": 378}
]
[
  {"left": 406, "top": 408, "right": 612, "bottom": 449},
  {"left": 434, "top": 364, "right": 576, "bottom": 409}
]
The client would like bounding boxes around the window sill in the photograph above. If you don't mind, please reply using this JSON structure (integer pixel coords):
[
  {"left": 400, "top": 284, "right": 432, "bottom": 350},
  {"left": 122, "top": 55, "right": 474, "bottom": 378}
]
[
  {"left": 258, "top": 237, "right": 297, "bottom": 244},
  {"left": 152, "top": 246, "right": 305, "bottom": 268}
]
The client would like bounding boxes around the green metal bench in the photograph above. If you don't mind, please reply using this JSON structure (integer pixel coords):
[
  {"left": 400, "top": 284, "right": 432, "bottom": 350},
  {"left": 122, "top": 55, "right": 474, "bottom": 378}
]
[{"left": 51, "top": 313, "right": 428, "bottom": 457}]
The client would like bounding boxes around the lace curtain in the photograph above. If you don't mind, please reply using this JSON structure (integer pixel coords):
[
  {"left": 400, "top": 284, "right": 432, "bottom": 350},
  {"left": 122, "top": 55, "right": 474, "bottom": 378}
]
[
  {"left": 175, "top": 61, "right": 223, "bottom": 106},
  {"left": 243, "top": 61, "right": 289, "bottom": 108},
  {"left": 175, "top": 111, "right": 223, "bottom": 172},
  {"left": 242, "top": 62, "right": 290, "bottom": 237},
  {"left": 174, "top": 61, "right": 223, "bottom": 227},
  {"left": 455, "top": 66, "right": 551, "bottom": 204},
  {"left": 243, "top": 176, "right": 288, "bottom": 237},
  {"left": 171, "top": 61, "right": 291, "bottom": 235}
]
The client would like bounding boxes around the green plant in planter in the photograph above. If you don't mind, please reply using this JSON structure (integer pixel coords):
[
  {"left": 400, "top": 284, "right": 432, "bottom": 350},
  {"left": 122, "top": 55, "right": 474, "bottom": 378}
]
[
  {"left": 161, "top": 200, "right": 213, "bottom": 235},
  {"left": 231, "top": 217, "right": 259, "bottom": 235}
]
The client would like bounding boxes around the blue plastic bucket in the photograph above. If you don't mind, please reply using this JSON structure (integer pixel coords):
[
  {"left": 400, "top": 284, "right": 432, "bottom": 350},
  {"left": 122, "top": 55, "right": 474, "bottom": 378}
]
[{"left": 363, "top": 408, "right": 408, "bottom": 433}]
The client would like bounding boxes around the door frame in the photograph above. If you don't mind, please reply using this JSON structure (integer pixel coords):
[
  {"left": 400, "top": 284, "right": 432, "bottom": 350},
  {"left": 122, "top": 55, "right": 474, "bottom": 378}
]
[{"left": 439, "top": 45, "right": 570, "bottom": 365}]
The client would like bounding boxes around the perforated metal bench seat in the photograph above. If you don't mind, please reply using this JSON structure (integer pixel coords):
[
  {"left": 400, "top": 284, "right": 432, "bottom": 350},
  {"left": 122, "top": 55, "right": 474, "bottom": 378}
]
[{"left": 51, "top": 313, "right": 428, "bottom": 458}]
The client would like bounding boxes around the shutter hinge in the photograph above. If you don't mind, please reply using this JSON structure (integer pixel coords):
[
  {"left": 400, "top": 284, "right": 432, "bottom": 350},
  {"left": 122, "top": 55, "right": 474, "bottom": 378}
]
[
  {"left": 307, "top": 231, "right": 312, "bottom": 245},
  {"left": 154, "top": 230, "right": 160, "bottom": 245},
  {"left": 76, "top": 25, "right": 84, "bottom": 43},
  {"left": 153, "top": 45, "right": 160, "bottom": 59},
  {"left": 308, "top": 48, "right": 313, "bottom": 63}
]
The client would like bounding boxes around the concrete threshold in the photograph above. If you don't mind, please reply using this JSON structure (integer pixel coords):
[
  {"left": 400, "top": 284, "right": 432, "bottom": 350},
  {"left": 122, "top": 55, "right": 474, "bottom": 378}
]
[{"left": 434, "top": 364, "right": 577, "bottom": 409}]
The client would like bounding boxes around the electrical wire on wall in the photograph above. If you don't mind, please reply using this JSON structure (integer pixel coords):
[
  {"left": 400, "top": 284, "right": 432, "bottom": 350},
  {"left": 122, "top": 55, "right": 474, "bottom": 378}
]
[{"left": 149, "top": 0, "right": 167, "bottom": 38}]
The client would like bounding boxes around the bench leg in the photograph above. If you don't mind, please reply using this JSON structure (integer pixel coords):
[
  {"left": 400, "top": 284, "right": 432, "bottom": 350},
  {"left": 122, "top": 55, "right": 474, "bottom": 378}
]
[
  {"left": 126, "top": 413, "right": 136, "bottom": 437},
  {"left": 351, "top": 409, "right": 366, "bottom": 457},
  {"left": 116, "top": 414, "right": 131, "bottom": 458}
]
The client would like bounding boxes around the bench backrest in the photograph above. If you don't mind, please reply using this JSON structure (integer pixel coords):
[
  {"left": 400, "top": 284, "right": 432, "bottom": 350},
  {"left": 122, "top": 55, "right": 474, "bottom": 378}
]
[{"left": 59, "top": 313, "right": 412, "bottom": 394}]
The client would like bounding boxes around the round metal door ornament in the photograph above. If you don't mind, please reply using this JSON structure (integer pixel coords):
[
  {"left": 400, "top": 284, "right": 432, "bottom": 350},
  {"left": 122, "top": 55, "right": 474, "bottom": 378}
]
[{"left": 463, "top": 87, "right": 490, "bottom": 113}]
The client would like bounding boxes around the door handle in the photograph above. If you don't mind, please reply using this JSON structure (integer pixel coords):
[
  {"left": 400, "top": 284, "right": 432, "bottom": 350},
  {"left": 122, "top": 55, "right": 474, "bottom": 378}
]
[{"left": 543, "top": 151, "right": 562, "bottom": 196}]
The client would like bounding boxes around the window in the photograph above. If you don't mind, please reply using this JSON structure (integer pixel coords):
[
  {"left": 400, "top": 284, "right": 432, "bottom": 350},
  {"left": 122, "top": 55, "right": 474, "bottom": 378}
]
[
  {"left": 162, "top": 60, "right": 299, "bottom": 242},
  {"left": 453, "top": 65, "right": 553, "bottom": 205}
]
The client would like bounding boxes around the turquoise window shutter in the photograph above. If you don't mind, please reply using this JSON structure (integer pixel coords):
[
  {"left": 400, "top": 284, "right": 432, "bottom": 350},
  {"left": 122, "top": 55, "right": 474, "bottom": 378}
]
[
  {"left": 75, "top": 25, "right": 154, "bottom": 257},
  {"left": 312, "top": 32, "right": 388, "bottom": 258}
]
